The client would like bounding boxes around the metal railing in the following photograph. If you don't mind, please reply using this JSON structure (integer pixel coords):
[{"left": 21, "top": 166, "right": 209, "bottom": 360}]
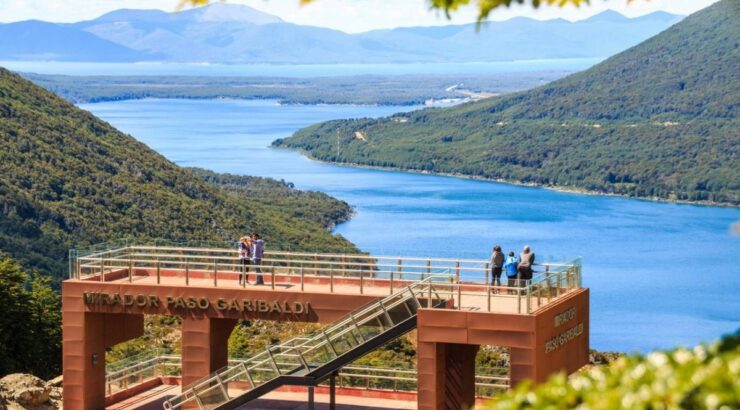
[
  {"left": 105, "top": 353, "right": 181, "bottom": 396},
  {"left": 162, "top": 276, "right": 447, "bottom": 409},
  {"left": 104, "top": 356, "right": 508, "bottom": 401},
  {"left": 68, "top": 244, "right": 582, "bottom": 313},
  {"left": 71, "top": 244, "right": 478, "bottom": 284}
]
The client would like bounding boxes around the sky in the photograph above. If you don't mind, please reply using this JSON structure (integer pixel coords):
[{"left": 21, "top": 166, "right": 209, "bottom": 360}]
[{"left": 0, "top": 0, "right": 720, "bottom": 33}]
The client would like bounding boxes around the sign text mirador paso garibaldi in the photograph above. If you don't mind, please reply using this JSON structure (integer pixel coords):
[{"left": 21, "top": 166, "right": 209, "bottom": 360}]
[
  {"left": 83, "top": 292, "right": 311, "bottom": 315},
  {"left": 545, "top": 306, "right": 583, "bottom": 354}
]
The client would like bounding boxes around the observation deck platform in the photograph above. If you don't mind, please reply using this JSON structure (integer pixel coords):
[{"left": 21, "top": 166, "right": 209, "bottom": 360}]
[{"left": 62, "top": 243, "right": 589, "bottom": 410}]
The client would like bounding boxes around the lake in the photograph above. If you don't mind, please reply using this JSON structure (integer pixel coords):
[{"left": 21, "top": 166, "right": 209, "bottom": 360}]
[
  {"left": 80, "top": 98, "right": 740, "bottom": 353},
  {"left": 3, "top": 58, "right": 602, "bottom": 77}
]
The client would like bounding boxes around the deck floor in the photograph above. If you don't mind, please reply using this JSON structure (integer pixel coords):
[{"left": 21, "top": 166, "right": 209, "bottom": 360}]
[
  {"left": 93, "top": 272, "right": 564, "bottom": 314},
  {"left": 106, "top": 385, "right": 416, "bottom": 410}
]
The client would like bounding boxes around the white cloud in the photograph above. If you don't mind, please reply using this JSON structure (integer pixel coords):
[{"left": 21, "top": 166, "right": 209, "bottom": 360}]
[{"left": 0, "top": 0, "right": 721, "bottom": 32}]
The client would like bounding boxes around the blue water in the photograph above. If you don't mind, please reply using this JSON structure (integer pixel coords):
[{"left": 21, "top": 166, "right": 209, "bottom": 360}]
[
  {"left": 4, "top": 58, "right": 602, "bottom": 77},
  {"left": 79, "top": 98, "right": 740, "bottom": 353}
]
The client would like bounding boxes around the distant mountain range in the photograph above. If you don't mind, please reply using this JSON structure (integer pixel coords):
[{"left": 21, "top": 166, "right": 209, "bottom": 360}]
[
  {"left": 0, "top": 4, "right": 683, "bottom": 63},
  {"left": 276, "top": 0, "right": 740, "bottom": 205}
]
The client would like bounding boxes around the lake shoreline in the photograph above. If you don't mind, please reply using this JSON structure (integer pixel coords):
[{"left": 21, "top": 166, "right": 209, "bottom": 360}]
[
  {"left": 73, "top": 94, "right": 426, "bottom": 107},
  {"left": 81, "top": 97, "right": 740, "bottom": 352},
  {"left": 278, "top": 146, "right": 737, "bottom": 209}
]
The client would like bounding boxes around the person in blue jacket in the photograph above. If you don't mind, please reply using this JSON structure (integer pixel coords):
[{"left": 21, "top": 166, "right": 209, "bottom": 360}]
[{"left": 503, "top": 251, "right": 520, "bottom": 293}]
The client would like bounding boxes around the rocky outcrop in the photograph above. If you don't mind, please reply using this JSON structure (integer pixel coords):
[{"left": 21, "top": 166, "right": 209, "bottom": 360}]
[{"left": 0, "top": 374, "right": 61, "bottom": 410}]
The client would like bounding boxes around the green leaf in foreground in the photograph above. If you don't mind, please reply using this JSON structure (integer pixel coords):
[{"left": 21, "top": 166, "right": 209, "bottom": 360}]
[{"left": 488, "top": 331, "right": 740, "bottom": 410}]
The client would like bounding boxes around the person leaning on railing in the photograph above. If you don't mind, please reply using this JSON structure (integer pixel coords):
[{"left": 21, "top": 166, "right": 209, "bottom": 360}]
[
  {"left": 517, "top": 245, "right": 535, "bottom": 286},
  {"left": 238, "top": 236, "right": 252, "bottom": 285},
  {"left": 504, "top": 251, "right": 519, "bottom": 294},
  {"left": 250, "top": 233, "right": 265, "bottom": 285},
  {"left": 490, "top": 245, "right": 504, "bottom": 292}
]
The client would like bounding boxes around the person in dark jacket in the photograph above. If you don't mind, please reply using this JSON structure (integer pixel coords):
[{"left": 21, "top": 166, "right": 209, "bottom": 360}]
[
  {"left": 490, "top": 245, "right": 504, "bottom": 291},
  {"left": 517, "top": 245, "right": 535, "bottom": 285},
  {"left": 250, "top": 233, "right": 265, "bottom": 285},
  {"left": 238, "top": 236, "right": 252, "bottom": 285}
]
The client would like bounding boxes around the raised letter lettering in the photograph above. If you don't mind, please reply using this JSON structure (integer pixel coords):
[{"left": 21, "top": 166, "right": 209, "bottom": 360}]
[
  {"left": 83, "top": 293, "right": 97, "bottom": 304},
  {"left": 135, "top": 295, "right": 147, "bottom": 307}
]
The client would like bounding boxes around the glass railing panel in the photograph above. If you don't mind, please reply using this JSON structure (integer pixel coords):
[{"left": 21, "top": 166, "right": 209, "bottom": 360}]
[
  {"left": 245, "top": 358, "right": 279, "bottom": 385},
  {"left": 270, "top": 347, "right": 305, "bottom": 374},
  {"left": 356, "top": 319, "right": 384, "bottom": 341},
  {"left": 351, "top": 303, "right": 385, "bottom": 328},
  {"left": 193, "top": 380, "right": 229, "bottom": 410},
  {"left": 218, "top": 365, "right": 246, "bottom": 384},
  {"left": 301, "top": 342, "right": 336, "bottom": 367},
  {"left": 323, "top": 326, "right": 360, "bottom": 357},
  {"left": 213, "top": 366, "right": 251, "bottom": 403}
]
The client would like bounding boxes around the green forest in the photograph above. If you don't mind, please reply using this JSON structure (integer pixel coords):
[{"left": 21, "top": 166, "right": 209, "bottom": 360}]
[
  {"left": 188, "top": 168, "right": 352, "bottom": 230},
  {"left": 0, "top": 67, "right": 360, "bottom": 285},
  {"left": 0, "top": 67, "right": 362, "bottom": 379},
  {"left": 24, "top": 71, "right": 567, "bottom": 106},
  {"left": 277, "top": 0, "right": 740, "bottom": 205}
]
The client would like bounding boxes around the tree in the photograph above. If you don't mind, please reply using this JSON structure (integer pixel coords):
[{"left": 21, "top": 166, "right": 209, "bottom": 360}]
[
  {"left": 28, "top": 274, "right": 63, "bottom": 379},
  {"left": 0, "top": 256, "right": 34, "bottom": 376},
  {"left": 0, "top": 255, "right": 62, "bottom": 379}
]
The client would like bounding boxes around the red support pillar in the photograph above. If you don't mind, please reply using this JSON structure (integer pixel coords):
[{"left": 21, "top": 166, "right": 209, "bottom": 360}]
[
  {"left": 62, "top": 301, "right": 143, "bottom": 410},
  {"left": 63, "top": 311, "right": 106, "bottom": 410},
  {"left": 180, "top": 316, "right": 238, "bottom": 389},
  {"left": 417, "top": 341, "right": 478, "bottom": 410}
]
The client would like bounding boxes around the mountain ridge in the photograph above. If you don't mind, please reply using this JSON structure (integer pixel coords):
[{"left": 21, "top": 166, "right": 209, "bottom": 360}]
[
  {"left": 0, "top": 4, "right": 683, "bottom": 63},
  {"left": 0, "top": 20, "right": 156, "bottom": 62},
  {"left": 275, "top": 0, "right": 740, "bottom": 205}
]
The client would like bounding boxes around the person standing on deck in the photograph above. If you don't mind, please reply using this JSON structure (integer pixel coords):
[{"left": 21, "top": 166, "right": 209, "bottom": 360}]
[
  {"left": 238, "top": 236, "right": 252, "bottom": 286},
  {"left": 518, "top": 245, "right": 535, "bottom": 286},
  {"left": 490, "top": 245, "right": 504, "bottom": 292},
  {"left": 504, "top": 251, "right": 519, "bottom": 293},
  {"left": 251, "top": 233, "right": 265, "bottom": 285}
]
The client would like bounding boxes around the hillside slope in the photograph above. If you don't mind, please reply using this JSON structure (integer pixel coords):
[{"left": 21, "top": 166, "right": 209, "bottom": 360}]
[
  {"left": 0, "top": 68, "right": 355, "bottom": 281},
  {"left": 277, "top": 0, "right": 739, "bottom": 205}
]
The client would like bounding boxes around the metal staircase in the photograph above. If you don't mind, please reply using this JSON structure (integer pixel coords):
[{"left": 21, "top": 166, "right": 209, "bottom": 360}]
[{"left": 163, "top": 277, "right": 449, "bottom": 410}]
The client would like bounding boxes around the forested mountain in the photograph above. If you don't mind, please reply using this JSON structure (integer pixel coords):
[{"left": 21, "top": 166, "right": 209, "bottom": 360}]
[
  {"left": 0, "top": 3, "right": 681, "bottom": 63},
  {"left": 0, "top": 67, "right": 355, "bottom": 282},
  {"left": 276, "top": 0, "right": 740, "bottom": 205}
]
